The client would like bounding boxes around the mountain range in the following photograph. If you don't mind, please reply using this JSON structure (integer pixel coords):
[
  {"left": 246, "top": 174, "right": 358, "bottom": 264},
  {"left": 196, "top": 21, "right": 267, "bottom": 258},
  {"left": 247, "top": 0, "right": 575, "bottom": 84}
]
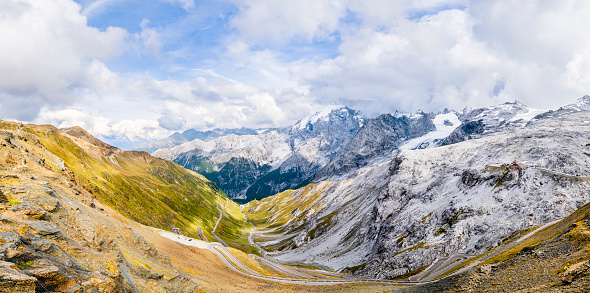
[
  {"left": 3, "top": 97, "right": 590, "bottom": 292},
  {"left": 243, "top": 96, "right": 590, "bottom": 280},
  {"left": 140, "top": 100, "right": 550, "bottom": 203},
  {"left": 145, "top": 106, "right": 365, "bottom": 201}
]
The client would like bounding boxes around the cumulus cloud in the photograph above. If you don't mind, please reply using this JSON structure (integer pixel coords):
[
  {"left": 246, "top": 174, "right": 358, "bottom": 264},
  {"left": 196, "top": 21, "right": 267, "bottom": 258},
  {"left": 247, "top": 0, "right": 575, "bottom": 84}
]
[
  {"left": 158, "top": 110, "right": 186, "bottom": 130},
  {"left": 128, "top": 74, "right": 316, "bottom": 131},
  {"left": 38, "top": 108, "right": 170, "bottom": 141},
  {"left": 224, "top": 0, "right": 590, "bottom": 117},
  {"left": 229, "top": 0, "right": 346, "bottom": 45},
  {"left": 130, "top": 19, "right": 163, "bottom": 57},
  {"left": 0, "top": 0, "right": 126, "bottom": 120},
  {"left": 4, "top": 0, "right": 590, "bottom": 145}
]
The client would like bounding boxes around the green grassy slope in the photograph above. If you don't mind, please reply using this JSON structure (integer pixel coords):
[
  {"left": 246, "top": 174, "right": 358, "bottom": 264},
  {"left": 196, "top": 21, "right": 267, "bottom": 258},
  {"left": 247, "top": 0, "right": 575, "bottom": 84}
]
[
  {"left": 243, "top": 182, "right": 337, "bottom": 251},
  {"left": 0, "top": 121, "right": 251, "bottom": 244}
]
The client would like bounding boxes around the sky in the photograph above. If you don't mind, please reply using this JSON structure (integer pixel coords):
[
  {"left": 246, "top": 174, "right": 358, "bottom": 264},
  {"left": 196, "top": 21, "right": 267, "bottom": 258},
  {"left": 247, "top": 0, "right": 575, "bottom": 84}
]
[{"left": 1, "top": 0, "right": 590, "bottom": 148}]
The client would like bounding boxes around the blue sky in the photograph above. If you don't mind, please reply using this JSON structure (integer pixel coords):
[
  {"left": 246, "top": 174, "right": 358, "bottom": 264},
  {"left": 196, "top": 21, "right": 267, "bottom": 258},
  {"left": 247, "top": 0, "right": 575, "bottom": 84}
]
[
  {"left": 1, "top": 0, "right": 590, "bottom": 148},
  {"left": 79, "top": 0, "right": 238, "bottom": 76}
]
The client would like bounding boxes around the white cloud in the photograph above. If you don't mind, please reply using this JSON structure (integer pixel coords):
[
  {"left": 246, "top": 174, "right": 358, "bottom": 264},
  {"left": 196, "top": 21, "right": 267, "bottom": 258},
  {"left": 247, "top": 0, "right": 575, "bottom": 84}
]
[
  {"left": 0, "top": 0, "right": 126, "bottom": 120},
  {"left": 283, "top": 1, "right": 590, "bottom": 115},
  {"left": 81, "top": 0, "right": 120, "bottom": 17},
  {"left": 229, "top": 0, "right": 347, "bottom": 45},
  {"left": 38, "top": 108, "right": 170, "bottom": 141},
  {"left": 5, "top": 0, "right": 590, "bottom": 145},
  {"left": 128, "top": 73, "right": 314, "bottom": 131},
  {"left": 130, "top": 19, "right": 163, "bottom": 57}
]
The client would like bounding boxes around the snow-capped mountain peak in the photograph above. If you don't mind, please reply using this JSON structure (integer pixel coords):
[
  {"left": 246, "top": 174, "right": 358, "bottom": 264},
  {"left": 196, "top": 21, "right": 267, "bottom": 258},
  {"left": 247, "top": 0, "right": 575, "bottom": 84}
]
[
  {"left": 292, "top": 105, "right": 359, "bottom": 131},
  {"left": 399, "top": 111, "right": 461, "bottom": 150},
  {"left": 567, "top": 95, "right": 590, "bottom": 110}
]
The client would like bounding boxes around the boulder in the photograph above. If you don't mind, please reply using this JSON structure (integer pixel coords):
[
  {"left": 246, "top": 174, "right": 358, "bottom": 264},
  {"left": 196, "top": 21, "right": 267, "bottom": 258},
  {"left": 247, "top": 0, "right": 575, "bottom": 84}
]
[
  {"left": 11, "top": 204, "right": 47, "bottom": 220},
  {"left": 24, "top": 236, "right": 54, "bottom": 253},
  {"left": 29, "top": 221, "right": 60, "bottom": 236},
  {"left": 24, "top": 265, "right": 67, "bottom": 287},
  {"left": 165, "top": 275, "right": 201, "bottom": 293},
  {"left": 561, "top": 259, "right": 590, "bottom": 284},
  {"left": 79, "top": 272, "right": 116, "bottom": 293},
  {"left": 0, "top": 267, "right": 37, "bottom": 293},
  {"left": 131, "top": 264, "right": 164, "bottom": 280},
  {"left": 0, "top": 261, "right": 18, "bottom": 270}
]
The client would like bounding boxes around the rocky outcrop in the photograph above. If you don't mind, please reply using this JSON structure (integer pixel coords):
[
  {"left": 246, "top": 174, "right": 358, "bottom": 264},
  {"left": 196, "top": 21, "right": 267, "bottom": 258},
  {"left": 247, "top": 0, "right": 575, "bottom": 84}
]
[
  {"left": 561, "top": 259, "right": 590, "bottom": 284},
  {"left": 313, "top": 112, "right": 435, "bottom": 181},
  {"left": 157, "top": 106, "right": 365, "bottom": 200},
  {"left": 438, "top": 119, "right": 485, "bottom": 146},
  {"left": 0, "top": 121, "right": 213, "bottom": 292},
  {"left": 0, "top": 265, "right": 36, "bottom": 293}
]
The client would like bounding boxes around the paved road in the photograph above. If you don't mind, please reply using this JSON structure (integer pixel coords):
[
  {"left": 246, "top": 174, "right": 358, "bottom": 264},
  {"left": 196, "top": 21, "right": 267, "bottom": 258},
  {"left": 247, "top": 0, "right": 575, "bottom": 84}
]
[
  {"left": 252, "top": 255, "right": 313, "bottom": 278},
  {"left": 158, "top": 230, "right": 419, "bottom": 286},
  {"left": 409, "top": 253, "right": 469, "bottom": 282},
  {"left": 211, "top": 202, "right": 229, "bottom": 247},
  {"left": 157, "top": 215, "right": 563, "bottom": 286},
  {"left": 196, "top": 227, "right": 208, "bottom": 242}
]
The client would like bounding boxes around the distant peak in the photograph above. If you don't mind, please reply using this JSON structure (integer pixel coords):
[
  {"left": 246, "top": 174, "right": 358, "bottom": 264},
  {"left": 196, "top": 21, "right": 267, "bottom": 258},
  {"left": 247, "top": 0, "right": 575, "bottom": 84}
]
[
  {"left": 503, "top": 100, "right": 527, "bottom": 107},
  {"left": 567, "top": 95, "right": 590, "bottom": 110},
  {"left": 573, "top": 95, "right": 590, "bottom": 105},
  {"left": 61, "top": 126, "right": 115, "bottom": 149},
  {"left": 292, "top": 105, "right": 362, "bottom": 131}
]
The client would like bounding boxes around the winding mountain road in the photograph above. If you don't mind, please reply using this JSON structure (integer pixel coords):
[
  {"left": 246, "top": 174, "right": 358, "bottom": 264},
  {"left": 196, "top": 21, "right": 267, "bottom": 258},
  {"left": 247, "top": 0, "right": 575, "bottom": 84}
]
[
  {"left": 210, "top": 202, "right": 229, "bottom": 247},
  {"left": 157, "top": 214, "right": 563, "bottom": 287}
]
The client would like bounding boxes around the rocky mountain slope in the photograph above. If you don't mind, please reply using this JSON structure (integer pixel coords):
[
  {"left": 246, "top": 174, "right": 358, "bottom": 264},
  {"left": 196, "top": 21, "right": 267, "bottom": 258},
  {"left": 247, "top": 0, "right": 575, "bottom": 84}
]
[
  {"left": 404, "top": 193, "right": 590, "bottom": 292},
  {"left": 149, "top": 106, "right": 462, "bottom": 201},
  {"left": 152, "top": 106, "right": 365, "bottom": 201},
  {"left": 244, "top": 98, "right": 590, "bottom": 282},
  {"left": 311, "top": 111, "right": 438, "bottom": 181},
  {"left": 0, "top": 119, "right": 410, "bottom": 293},
  {"left": 0, "top": 120, "right": 255, "bottom": 291}
]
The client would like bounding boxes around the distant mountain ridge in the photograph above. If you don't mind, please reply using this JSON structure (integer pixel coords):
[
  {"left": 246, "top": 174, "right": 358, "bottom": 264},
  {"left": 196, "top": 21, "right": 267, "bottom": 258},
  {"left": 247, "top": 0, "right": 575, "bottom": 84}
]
[
  {"left": 133, "top": 127, "right": 259, "bottom": 153},
  {"left": 144, "top": 100, "right": 558, "bottom": 202},
  {"left": 151, "top": 106, "right": 365, "bottom": 201},
  {"left": 242, "top": 97, "right": 590, "bottom": 280}
]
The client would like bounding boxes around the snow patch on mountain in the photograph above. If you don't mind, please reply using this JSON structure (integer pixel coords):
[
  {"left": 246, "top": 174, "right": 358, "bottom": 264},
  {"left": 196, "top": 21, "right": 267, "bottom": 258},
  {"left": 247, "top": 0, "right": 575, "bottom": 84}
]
[
  {"left": 294, "top": 105, "right": 347, "bottom": 130},
  {"left": 567, "top": 95, "right": 590, "bottom": 111},
  {"left": 509, "top": 108, "right": 546, "bottom": 122},
  {"left": 400, "top": 112, "right": 461, "bottom": 150},
  {"left": 247, "top": 103, "right": 590, "bottom": 279}
]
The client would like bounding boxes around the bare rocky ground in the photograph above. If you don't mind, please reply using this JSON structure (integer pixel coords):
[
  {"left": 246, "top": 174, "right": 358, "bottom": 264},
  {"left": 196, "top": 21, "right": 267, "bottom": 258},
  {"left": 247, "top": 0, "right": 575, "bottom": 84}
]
[
  {"left": 0, "top": 121, "right": 403, "bottom": 292},
  {"left": 396, "top": 205, "right": 590, "bottom": 292},
  {"left": 0, "top": 170, "right": 202, "bottom": 292}
]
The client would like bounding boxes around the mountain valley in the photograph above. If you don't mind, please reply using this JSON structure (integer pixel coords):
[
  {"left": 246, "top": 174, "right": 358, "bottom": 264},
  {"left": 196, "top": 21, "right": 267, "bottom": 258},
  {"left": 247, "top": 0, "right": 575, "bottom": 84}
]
[{"left": 2, "top": 98, "right": 590, "bottom": 292}]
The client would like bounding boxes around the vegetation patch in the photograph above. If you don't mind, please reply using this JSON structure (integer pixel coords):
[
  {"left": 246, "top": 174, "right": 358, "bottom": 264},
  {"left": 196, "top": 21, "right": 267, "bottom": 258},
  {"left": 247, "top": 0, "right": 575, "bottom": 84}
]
[{"left": 392, "top": 264, "right": 429, "bottom": 280}]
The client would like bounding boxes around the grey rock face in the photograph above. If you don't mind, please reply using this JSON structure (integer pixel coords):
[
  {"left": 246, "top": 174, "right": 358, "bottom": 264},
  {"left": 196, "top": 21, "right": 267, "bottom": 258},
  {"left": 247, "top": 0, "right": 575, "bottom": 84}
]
[
  {"left": 160, "top": 106, "right": 365, "bottom": 201},
  {"left": 0, "top": 267, "right": 36, "bottom": 293},
  {"left": 29, "top": 221, "right": 60, "bottom": 236},
  {"left": 250, "top": 102, "right": 590, "bottom": 280},
  {"left": 313, "top": 113, "right": 436, "bottom": 181},
  {"left": 438, "top": 119, "right": 485, "bottom": 146}
]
